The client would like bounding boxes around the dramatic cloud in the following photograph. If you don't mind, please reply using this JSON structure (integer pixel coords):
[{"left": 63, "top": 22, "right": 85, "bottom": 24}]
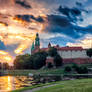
[
  {"left": 0, "top": 40, "right": 6, "bottom": 50},
  {"left": 0, "top": 0, "right": 92, "bottom": 64},
  {"left": 15, "top": 0, "right": 31, "bottom": 9}
]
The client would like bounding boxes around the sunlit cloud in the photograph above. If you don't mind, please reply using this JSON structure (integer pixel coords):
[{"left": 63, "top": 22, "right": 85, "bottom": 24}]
[
  {"left": 67, "top": 37, "right": 92, "bottom": 48},
  {"left": 0, "top": 50, "right": 13, "bottom": 64},
  {"left": 0, "top": 0, "right": 92, "bottom": 64}
]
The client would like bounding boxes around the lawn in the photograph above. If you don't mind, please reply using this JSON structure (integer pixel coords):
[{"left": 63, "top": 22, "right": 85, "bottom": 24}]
[
  {"left": 35, "top": 78, "right": 92, "bottom": 92},
  {"left": 3, "top": 68, "right": 64, "bottom": 76},
  {"left": 12, "top": 81, "right": 62, "bottom": 92}
]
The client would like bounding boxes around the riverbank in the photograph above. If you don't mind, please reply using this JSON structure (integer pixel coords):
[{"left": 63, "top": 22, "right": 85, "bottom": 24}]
[
  {"left": 36, "top": 78, "right": 92, "bottom": 92},
  {"left": 2, "top": 68, "right": 64, "bottom": 76},
  {"left": 13, "top": 78, "right": 92, "bottom": 92},
  {"left": 12, "top": 81, "right": 62, "bottom": 92}
]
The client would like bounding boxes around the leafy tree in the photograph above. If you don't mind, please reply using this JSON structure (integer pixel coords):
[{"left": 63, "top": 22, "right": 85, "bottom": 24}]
[
  {"left": 0, "top": 63, "right": 2, "bottom": 69},
  {"left": 3, "top": 63, "right": 9, "bottom": 70},
  {"left": 48, "top": 47, "right": 57, "bottom": 57},
  {"left": 76, "top": 66, "right": 88, "bottom": 74},
  {"left": 54, "top": 54, "right": 63, "bottom": 67},
  {"left": 72, "top": 63, "right": 79, "bottom": 70},
  {"left": 31, "top": 51, "right": 47, "bottom": 69},
  {"left": 48, "top": 47, "right": 63, "bottom": 68},
  {"left": 14, "top": 54, "right": 31, "bottom": 69},
  {"left": 47, "top": 62, "right": 53, "bottom": 68},
  {"left": 86, "top": 48, "right": 92, "bottom": 58}
]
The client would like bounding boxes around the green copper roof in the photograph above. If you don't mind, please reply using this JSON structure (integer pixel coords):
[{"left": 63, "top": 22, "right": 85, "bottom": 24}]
[
  {"left": 35, "top": 33, "right": 40, "bottom": 46},
  {"left": 31, "top": 42, "right": 35, "bottom": 51}
]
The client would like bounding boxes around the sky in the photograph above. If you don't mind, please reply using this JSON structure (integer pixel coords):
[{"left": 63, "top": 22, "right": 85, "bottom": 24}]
[{"left": 0, "top": 0, "right": 92, "bottom": 64}]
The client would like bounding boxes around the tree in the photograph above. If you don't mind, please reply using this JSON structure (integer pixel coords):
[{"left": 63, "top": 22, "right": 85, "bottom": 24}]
[
  {"left": 64, "top": 66, "right": 72, "bottom": 72},
  {"left": 3, "top": 63, "right": 9, "bottom": 70},
  {"left": 14, "top": 54, "right": 31, "bottom": 69},
  {"left": 72, "top": 63, "right": 79, "bottom": 70},
  {"left": 86, "top": 48, "right": 92, "bottom": 58},
  {"left": 76, "top": 66, "right": 88, "bottom": 74},
  {"left": 31, "top": 51, "right": 47, "bottom": 69},
  {"left": 47, "top": 62, "right": 53, "bottom": 68},
  {"left": 48, "top": 47, "right": 57, "bottom": 57},
  {"left": 54, "top": 54, "right": 63, "bottom": 67},
  {"left": 48, "top": 47, "right": 63, "bottom": 68}
]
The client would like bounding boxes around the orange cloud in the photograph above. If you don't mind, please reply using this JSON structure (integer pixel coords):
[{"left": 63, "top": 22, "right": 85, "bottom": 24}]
[
  {"left": 67, "top": 38, "right": 92, "bottom": 48},
  {"left": 0, "top": 50, "right": 13, "bottom": 64}
]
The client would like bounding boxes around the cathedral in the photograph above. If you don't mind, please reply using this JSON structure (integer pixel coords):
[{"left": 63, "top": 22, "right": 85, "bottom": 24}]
[{"left": 31, "top": 33, "right": 92, "bottom": 64}]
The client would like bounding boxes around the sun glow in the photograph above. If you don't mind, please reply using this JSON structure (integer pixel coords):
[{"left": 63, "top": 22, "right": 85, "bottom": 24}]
[
  {"left": 0, "top": 50, "right": 13, "bottom": 64},
  {"left": 0, "top": 12, "right": 47, "bottom": 64}
]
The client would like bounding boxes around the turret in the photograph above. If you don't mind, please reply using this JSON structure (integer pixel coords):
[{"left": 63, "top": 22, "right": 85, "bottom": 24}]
[
  {"left": 48, "top": 42, "right": 51, "bottom": 48},
  {"left": 35, "top": 33, "right": 40, "bottom": 48},
  {"left": 31, "top": 41, "right": 35, "bottom": 53},
  {"left": 31, "top": 33, "right": 40, "bottom": 54}
]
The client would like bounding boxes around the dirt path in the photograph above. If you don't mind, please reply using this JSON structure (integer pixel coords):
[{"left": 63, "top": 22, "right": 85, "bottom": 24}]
[{"left": 23, "top": 83, "right": 60, "bottom": 92}]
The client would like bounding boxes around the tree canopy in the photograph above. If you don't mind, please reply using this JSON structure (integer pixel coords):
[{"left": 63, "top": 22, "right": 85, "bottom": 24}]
[
  {"left": 86, "top": 48, "right": 92, "bottom": 58},
  {"left": 14, "top": 51, "right": 47, "bottom": 69}
]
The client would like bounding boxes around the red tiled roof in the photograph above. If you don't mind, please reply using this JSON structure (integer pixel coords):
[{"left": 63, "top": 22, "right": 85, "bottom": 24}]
[
  {"left": 41, "top": 47, "right": 84, "bottom": 51},
  {"left": 57, "top": 47, "right": 83, "bottom": 51},
  {"left": 63, "top": 58, "right": 92, "bottom": 64},
  {"left": 41, "top": 48, "right": 48, "bottom": 51}
]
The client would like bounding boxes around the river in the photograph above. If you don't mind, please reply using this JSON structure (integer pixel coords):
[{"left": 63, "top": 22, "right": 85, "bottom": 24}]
[{"left": 0, "top": 76, "right": 34, "bottom": 92}]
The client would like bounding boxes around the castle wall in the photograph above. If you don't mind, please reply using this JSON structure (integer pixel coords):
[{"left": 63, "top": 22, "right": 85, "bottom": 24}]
[{"left": 58, "top": 50, "right": 88, "bottom": 59}]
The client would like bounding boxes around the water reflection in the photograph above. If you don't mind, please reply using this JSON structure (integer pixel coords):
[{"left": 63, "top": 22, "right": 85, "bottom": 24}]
[
  {"left": 0, "top": 76, "right": 34, "bottom": 92},
  {"left": 0, "top": 75, "right": 62, "bottom": 92}
]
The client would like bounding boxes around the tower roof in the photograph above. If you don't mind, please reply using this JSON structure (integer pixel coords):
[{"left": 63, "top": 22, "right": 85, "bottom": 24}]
[{"left": 31, "top": 41, "right": 35, "bottom": 51}]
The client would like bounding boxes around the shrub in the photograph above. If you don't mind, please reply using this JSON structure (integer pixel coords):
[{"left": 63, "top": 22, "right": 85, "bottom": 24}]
[
  {"left": 47, "top": 62, "right": 53, "bottom": 69},
  {"left": 64, "top": 66, "right": 72, "bottom": 72},
  {"left": 76, "top": 66, "right": 88, "bottom": 74}
]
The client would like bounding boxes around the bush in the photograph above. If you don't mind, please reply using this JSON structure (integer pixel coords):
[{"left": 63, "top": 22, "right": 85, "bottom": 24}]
[
  {"left": 54, "top": 54, "right": 63, "bottom": 67},
  {"left": 72, "top": 63, "right": 79, "bottom": 71},
  {"left": 64, "top": 66, "right": 72, "bottom": 72},
  {"left": 47, "top": 62, "right": 53, "bottom": 68},
  {"left": 76, "top": 66, "right": 88, "bottom": 74}
]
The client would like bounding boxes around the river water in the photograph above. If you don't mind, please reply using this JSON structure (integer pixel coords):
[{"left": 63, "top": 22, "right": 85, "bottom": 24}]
[
  {"left": 0, "top": 76, "right": 34, "bottom": 92},
  {"left": 0, "top": 75, "right": 62, "bottom": 92}
]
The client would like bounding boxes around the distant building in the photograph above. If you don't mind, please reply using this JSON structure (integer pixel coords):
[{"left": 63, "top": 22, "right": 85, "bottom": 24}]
[
  {"left": 31, "top": 33, "right": 40, "bottom": 54},
  {"left": 31, "top": 33, "right": 92, "bottom": 64}
]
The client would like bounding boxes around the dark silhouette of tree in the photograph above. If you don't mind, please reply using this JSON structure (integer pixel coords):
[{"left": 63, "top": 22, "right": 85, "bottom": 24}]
[
  {"left": 54, "top": 54, "right": 63, "bottom": 67},
  {"left": 64, "top": 66, "right": 72, "bottom": 72},
  {"left": 3, "top": 63, "right": 9, "bottom": 70},
  {"left": 31, "top": 51, "right": 47, "bottom": 69},
  {"left": 86, "top": 48, "right": 92, "bottom": 58},
  {"left": 47, "top": 62, "right": 53, "bottom": 68},
  {"left": 14, "top": 51, "right": 47, "bottom": 69},
  {"left": 14, "top": 54, "right": 31, "bottom": 69},
  {"left": 48, "top": 47, "right": 57, "bottom": 57},
  {"left": 48, "top": 47, "right": 63, "bottom": 67},
  {"left": 76, "top": 66, "right": 88, "bottom": 74}
]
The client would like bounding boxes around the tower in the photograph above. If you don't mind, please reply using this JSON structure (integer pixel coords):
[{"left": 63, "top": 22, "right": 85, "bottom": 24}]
[
  {"left": 48, "top": 42, "right": 51, "bottom": 48},
  {"left": 31, "top": 41, "right": 35, "bottom": 53},
  {"left": 35, "top": 33, "right": 40, "bottom": 49},
  {"left": 31, "top": 33, "right": 40, "bottom": 54}
]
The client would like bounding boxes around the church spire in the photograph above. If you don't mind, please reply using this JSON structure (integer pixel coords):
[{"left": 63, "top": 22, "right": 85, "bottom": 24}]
[
  {"left": 31, "top": 41, "right": 35, "bottom": 52},
  {"left": 35, "top": 33, "right": 40, "bottom": 47}
]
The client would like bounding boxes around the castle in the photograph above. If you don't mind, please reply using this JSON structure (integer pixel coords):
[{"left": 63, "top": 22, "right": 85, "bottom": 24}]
[{"left": 31, "top": 33, "right": 92, "bottom": 64}]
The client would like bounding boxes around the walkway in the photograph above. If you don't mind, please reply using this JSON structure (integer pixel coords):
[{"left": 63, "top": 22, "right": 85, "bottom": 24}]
[{"left": 23, "top": 83, "right": 61, "bottom": 92}]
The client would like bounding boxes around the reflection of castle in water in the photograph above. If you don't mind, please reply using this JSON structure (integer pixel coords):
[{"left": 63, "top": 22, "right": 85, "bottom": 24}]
[{"left": 31, "top": 33, "right": 92, "bottom": 64}]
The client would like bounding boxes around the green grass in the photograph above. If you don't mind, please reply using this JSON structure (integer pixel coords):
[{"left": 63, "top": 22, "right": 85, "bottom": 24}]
[
  {"left": 35, "top": 78, "right": 92, "bottom": 92},
  {"left": 12, "top": 81, "right": 62, "bottom": 92},
  {"left": 3, "top": 68, "right": 64, "bottom": 76}
]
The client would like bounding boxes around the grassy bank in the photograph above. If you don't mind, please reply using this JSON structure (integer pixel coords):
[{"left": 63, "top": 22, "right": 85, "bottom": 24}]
[
  {"left": 35, "top": 78, "right": 92, "bottom": 92},
  {"left": 12, "top": 81, "right": 62, "bottom": 92},
  {"left": 12, "top": 78, "right": 92, "bottom": 92},
  {"left": 3, "top": 68, "right": 64, "bottom": 76}
]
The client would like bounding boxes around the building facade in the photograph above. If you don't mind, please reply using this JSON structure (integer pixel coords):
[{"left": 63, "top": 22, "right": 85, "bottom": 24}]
[{"left": 31, "top": 33, "right": 92, "bottom": 64}]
